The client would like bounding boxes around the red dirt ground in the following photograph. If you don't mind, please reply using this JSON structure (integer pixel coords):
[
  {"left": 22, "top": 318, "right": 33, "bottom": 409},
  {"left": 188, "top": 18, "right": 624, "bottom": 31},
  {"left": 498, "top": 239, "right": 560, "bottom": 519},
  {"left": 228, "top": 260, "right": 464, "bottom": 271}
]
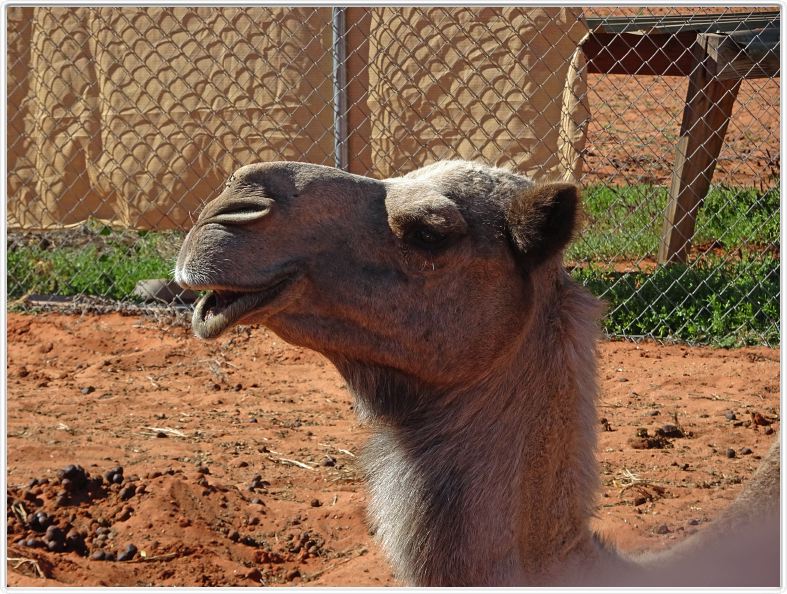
[{"left": 5, "top": 311, "right": 780, "bottom": 587}]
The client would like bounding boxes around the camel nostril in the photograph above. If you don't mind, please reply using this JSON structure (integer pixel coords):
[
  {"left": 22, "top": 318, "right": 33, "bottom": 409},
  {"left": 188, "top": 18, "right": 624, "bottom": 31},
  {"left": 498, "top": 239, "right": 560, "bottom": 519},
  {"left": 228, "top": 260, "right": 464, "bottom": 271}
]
[{"left": 206, "top": 198, "right": 275, "bottom": 226}]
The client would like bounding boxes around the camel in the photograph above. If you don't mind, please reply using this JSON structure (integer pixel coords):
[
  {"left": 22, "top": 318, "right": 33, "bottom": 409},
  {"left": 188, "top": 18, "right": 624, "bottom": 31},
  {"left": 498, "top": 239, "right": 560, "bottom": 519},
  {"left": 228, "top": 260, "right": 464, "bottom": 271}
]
[{"left": 175, "top": 160, "right": 780, "bottom": 586}]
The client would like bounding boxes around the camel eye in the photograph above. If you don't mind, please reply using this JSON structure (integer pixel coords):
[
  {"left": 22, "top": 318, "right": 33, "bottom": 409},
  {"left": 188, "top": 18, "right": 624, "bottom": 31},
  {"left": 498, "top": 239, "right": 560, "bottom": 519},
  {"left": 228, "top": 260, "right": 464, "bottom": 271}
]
[{"left": 405, "top": 226, "right": 449, "bottom": 249}]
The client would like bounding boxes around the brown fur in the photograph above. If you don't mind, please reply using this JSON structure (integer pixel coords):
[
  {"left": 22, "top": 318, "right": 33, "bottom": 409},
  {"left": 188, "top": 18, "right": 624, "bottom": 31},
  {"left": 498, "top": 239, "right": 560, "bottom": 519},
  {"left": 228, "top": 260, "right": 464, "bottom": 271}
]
[{"left": 176, "top": 160, "right": 780, "bottom": 586}]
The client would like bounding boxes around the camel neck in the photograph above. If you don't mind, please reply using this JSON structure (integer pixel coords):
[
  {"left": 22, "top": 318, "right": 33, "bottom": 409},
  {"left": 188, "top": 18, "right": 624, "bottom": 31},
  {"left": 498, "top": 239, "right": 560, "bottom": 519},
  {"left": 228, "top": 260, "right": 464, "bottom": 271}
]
[{"left": 344, "top": 274, "right": 606, "bottom": 586}]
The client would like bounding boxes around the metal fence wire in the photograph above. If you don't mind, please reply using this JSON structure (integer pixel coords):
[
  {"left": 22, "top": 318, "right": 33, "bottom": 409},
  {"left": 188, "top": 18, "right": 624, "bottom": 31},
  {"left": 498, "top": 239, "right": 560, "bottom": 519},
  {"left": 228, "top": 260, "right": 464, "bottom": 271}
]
[{"left": 6, "top": 6, "right": 780, "bottom": 346}]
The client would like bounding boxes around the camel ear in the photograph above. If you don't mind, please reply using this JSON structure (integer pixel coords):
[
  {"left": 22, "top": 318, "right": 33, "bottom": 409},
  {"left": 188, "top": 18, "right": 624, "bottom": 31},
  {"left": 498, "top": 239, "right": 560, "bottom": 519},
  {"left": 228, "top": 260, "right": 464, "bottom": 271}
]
[{"left": 505, "top": 182, "right": 580, "bottom": 267}]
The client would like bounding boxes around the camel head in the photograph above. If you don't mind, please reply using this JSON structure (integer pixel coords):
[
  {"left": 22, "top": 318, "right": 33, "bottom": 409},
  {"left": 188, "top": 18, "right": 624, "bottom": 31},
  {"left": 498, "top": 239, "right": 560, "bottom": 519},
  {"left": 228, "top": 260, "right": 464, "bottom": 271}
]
[{"left": 176, "top": 160, "right": 579, "bottom": 394}]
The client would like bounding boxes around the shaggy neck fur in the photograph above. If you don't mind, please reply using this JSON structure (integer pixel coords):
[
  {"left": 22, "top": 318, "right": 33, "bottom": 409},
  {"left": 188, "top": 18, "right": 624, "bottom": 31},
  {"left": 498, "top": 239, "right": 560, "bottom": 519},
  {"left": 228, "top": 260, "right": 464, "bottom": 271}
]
[{"left": 335, "top": 264, "right": 611, "bottom": 586}]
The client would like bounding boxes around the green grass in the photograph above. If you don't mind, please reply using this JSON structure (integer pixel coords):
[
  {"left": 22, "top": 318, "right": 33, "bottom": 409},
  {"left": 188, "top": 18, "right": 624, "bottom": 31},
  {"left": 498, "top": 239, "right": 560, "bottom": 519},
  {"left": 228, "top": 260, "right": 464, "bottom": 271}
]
[
  {"left": 7, "top": 225, "right": 180, "bottom": 301},
  {"left": 571, "top": 256, "right": 780, "bottom": 347},
  {"left": 6, "top": 184, "right": 781, "bottom": 346},
  {"left": 565, "top": 183, "right": 780, "bottom": 346},
  {"left": 568, "top": 184, "right": 780, "bottom": 261}
]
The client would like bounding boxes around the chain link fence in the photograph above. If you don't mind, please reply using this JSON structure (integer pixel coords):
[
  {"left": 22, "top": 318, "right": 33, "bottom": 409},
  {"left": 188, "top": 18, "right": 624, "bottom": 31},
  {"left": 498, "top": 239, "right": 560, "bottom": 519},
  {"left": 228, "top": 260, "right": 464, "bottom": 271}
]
[{"left": 6, "top": 6, "right": 780, "bottom": 346}]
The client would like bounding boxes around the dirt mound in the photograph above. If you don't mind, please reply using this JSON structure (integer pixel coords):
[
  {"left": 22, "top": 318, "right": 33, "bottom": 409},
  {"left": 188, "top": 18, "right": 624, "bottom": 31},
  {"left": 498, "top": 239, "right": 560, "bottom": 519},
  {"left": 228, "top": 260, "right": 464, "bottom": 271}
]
[{"left": 7, "top": 461, "right": 344, "bottom": 586}]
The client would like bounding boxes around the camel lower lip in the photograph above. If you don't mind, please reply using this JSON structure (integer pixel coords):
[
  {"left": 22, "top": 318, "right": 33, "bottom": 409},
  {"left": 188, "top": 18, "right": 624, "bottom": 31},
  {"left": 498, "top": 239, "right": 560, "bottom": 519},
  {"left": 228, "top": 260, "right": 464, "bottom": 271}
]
[{"left": 192, "top": 277, "right": 292, "bottom": 339}]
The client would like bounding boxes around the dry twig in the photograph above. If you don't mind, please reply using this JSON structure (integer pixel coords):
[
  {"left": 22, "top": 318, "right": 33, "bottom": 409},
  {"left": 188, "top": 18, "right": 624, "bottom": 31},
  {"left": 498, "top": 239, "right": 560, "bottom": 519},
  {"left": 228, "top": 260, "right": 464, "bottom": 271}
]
[
  {"left": 8, "top": 556, "right": 46, "bottom": 579},
  {"left": 140, "top": 426, "right": 187, "bottom": 438},
  {"left": 267, "top": 455, "right": 316, "bottom": 471},
  {"left": 616, "top": 468, "right": 665, "bottom": 499},
  {"left": 129, "top": 551, "right": 179, "bottom": 563}
]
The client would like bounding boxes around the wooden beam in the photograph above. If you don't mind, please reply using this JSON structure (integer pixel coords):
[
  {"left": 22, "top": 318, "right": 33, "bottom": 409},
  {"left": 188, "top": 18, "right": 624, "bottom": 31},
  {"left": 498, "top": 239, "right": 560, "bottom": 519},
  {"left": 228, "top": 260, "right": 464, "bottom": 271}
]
[
  {"left": 658, "top": 39, "right": 742, "bottom": 264},
  {"left": 702, "top": 28, "right": 780, "bottom": 80},
  {"left": 585, "top": 11, "right": 779, "bottom": 35},
  {"left": 582, "top": 31, "right": 697, "bottom": 76},
  {"left": 582, "top": 12, "right": 779, "bottom": 77}
]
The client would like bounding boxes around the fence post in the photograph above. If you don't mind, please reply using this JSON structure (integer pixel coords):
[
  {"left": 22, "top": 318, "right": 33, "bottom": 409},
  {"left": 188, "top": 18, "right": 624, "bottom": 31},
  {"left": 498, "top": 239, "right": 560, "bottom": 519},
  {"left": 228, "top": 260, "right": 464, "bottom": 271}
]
[
  {"left": 332, "top": 7, "right": 348, "bottom": 171},
  {"left": 658, "top": 37, "right": 741, "bottom": 264}
]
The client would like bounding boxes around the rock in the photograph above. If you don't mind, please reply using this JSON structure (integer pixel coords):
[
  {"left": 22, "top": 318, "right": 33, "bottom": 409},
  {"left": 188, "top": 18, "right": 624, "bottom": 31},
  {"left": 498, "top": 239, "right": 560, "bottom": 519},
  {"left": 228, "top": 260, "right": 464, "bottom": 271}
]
[
  {"left": 321, "top": 456, "right": 336, "bottom": 467},
  {"left": 119, "top": 485, "right": 136, "bottom": 501},
  {"left": 725, "top": 410, "right": 737, "bottom": 421},
  {"left": 633, "top": 496, "right": 648, "bottom": 506},
  {"left": 657, "top": 424, "right": 684, "bottom": 438},
  {"left": 249, "top": 476, "right": 270, "bottom": 491},
  {"left": 58, "top": 464, "right": 89, "bottom": 490},
  {"left": 648, "top": 409, "right": 660, "bottom": 416},
  {"left": 196, "top": 466, "right": 210, "bottom": 475},
  {"left": 80, "top": 386, "right": 96, "bottom": 395},
  {"left": 246, "top": 568, "right": 262, "bottom": 582},
  {"left": 765, "top": 426, "right": 774, "bottom": 435},
  {"left": 740, "top": 447, "right": 753, "bottom": 455},
  {"left": 117, "top": 543, "right": 138, "bottom": 561},
  {"left": 286, "top": 569, "right": 301, "bottom": 581},
  {"left": 28, "top": 511, "right": 52, "bottom": 532},
  {"left": 310, "top": 498, "right": 322, "bottom": 507},
  {"left": 45, "top": 525, "right": 64, "bottom": 543},
  {"left": 47, "top": 539, "right": 65, "bottom": 552},
  {"left": 688, "top": 518, "right": 701, "bottom": 526},
  {"left": 628, "top": 434, "right": 671, "bottom": 450},
  {"left": 66, "top": 529, "right": 86, "bottom": 554},
  {"left": 105, "top": 466, "right": 124, "bottom": 484},
  {"left": 726, "top": 448, "right": 736, "bottom": 458},
  {"left": 90, "top": 549, "right": 107, "bottom": 561},
  {"left": 654, "top": 524, "right": 670, "bottom": 535},
  {"left": 22, "top": 489, "right": 40, "bottom": 503}
]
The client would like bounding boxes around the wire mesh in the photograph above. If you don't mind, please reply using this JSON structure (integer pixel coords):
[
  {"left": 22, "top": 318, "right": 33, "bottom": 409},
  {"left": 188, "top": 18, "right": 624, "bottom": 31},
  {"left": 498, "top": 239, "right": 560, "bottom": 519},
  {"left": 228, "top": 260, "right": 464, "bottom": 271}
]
[{"left": 5, "top": 6, "right": 780, "bottom": 346}]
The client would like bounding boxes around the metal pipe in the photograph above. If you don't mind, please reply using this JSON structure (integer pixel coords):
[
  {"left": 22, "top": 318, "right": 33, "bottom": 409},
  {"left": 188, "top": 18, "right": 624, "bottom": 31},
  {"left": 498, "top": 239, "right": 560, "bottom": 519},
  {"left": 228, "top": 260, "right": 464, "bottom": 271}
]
[{"left": 332, "top": 7, "right": 348, "bottom": 171}]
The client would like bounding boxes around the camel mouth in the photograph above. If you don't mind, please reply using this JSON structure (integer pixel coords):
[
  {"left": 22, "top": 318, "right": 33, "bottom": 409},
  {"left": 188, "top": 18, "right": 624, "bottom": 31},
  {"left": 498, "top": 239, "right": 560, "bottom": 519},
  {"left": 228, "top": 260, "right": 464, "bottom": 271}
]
[{"left": 192, "top": 275, "right": 294, "bottom": 339}]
